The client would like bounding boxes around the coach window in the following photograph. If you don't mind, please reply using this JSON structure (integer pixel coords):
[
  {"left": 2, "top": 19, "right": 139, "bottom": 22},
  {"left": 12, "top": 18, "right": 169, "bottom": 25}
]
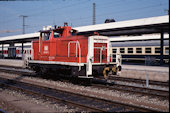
[
  {"left": 145, "top": 48, "right": 151, "bottom": 53},
  {"left": 128, "top": 48, "right": 133, "bottom": 53},
  {"left": 120, "top": 48, "right": 125, "bottom": 53},
  {"left": 165, "top": 47, "right": 169, "bottom": 54},
  {"left": 155, "top": 47, "right": 160, "bottom": 53},
  {"left": 136, "top": 48, "right": 142, "bottom": 53},
  {"left": 42, "top": 32, "right": 51, "bottom": 41},
  {"left": 112, "top": 48, "right": 117, "bottom": 53}
]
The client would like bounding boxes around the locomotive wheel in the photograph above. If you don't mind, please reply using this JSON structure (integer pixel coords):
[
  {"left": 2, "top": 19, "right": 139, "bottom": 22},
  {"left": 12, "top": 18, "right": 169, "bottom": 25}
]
[
  {"left": 32, "top": 65, "right": 42, "bottom": 75},
  {"left": 71, "top": 67, "right": 79, "bottom": 77},
  {"left": 78, "top": 78, "right": 92, "bottom": 86}
]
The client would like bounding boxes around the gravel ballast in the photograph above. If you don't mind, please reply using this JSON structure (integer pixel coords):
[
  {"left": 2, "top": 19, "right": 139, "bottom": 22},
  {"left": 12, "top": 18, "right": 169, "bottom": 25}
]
[{"left": 0, "top": 72, "right": 169, "bottom": 112}]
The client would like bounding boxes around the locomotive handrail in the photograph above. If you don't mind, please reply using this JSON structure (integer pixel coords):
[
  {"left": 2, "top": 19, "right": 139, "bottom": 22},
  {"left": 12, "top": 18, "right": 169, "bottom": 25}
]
[
  {"left": 23, "top": 48, "right": 32, "bottom": 67},
  {"left": 100, "top": 46, "right": 107, "bottom": 63},
  {"left": 111, "top": 53, "right": 122, "bottom": 66},
  {"left": 39, "top": 36, "right": 41, "bottom": 53},
  {"left": 68, "top": 41, "right": 81, "bottom": 70}
]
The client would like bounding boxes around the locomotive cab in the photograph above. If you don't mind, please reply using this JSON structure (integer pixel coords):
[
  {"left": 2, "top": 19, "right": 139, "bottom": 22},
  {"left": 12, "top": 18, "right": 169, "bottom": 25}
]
[{"left": 84, "top": 35, "right": 122, "bottom": 79}]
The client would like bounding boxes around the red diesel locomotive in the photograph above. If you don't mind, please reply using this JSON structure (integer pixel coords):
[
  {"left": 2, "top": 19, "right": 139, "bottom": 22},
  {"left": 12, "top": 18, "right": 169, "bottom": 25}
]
[{"left": 27, "top": 25, "right": 121, "bottom": 79}]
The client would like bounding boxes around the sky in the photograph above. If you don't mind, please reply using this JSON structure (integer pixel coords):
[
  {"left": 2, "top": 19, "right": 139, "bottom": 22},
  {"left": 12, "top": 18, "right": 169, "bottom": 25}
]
[{"left": 0, "top": 0, "right": 169, "bottom": 37}]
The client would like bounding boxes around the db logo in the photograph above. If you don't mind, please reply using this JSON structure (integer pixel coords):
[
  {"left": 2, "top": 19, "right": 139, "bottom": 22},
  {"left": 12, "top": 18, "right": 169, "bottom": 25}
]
[{"left": 44, "top": 45, "right": 49, "bottom": 54}]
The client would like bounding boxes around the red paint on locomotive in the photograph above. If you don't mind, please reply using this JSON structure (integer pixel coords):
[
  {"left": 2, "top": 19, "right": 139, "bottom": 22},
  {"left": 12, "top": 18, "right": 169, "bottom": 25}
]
[
  {"left": 29, "top": 25, "right": 121, "bottom": 78},
  {"left": 32, "top": 26, "right": 89, "bottom": 63},
  {"left": 32, "top": 26, "right": 109, "bottom": 64}
]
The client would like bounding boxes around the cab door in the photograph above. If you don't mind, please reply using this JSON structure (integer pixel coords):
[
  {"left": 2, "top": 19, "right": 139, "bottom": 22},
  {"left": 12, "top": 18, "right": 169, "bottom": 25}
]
[{"left": 40, "top": 32, "right": 51, "bottom": 60}]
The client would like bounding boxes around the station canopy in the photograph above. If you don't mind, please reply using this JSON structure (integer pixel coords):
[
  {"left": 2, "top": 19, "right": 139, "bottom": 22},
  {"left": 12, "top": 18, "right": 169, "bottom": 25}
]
[
  {"left": 74, "top": 15, "right": 169, "bottom": 36},
  {"left": 0, "top": 32, "right": 40, "bottom": 44}
]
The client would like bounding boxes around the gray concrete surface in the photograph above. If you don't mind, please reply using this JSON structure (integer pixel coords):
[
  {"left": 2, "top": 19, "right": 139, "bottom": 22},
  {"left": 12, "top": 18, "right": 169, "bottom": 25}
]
[
  {"left": 122, "top": 64, "right": 169, "bottom": 72},
  {"left": 120, "top": 64, "right": 169, "bottom": 82},
  {"left": 0, "top": 59, "right": 24, "bottom": 67}
]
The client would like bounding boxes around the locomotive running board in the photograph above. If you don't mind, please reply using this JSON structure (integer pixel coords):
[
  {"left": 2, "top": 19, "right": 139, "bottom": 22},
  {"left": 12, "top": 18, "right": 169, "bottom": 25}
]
[
  {"left": 28, "top": 60, "right": 85, "bottom": 66},
  {"left": 78, "top": 76, "right": 93, "bottom": 79},
  {"left": 91, "top": 63, "right": 117, "bottom": 65}
]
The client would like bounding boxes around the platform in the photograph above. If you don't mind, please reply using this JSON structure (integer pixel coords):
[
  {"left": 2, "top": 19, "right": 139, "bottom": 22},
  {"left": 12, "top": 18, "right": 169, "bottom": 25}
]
[
  {"left": 0, "top": 59, "right": 24, "bottom": 68},
  {"left": 120, "top": 64, "right": 169, "bottom": 82},
  {"left": 122, "top": 64, "right": 169, "bottom": 72}
]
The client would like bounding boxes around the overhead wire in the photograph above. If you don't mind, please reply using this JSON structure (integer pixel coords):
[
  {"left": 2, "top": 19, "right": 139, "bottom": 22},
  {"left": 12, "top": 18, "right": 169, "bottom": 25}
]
[
  {"left": 97, "top": 3, "right": 168, "bottom": 22},
  {"left": 25, "top": 1, "right": 168, "bottom": 29},
  {"left": 0, "top": 0, "right": 147, "bottom": 24},
  {"left": 56, "top": 0, "right": 153, "bottom": 24},
  {"left": 70, "top": 2, "right": 168, "bottom": 26},
  {"left": 28, "top": 0, "right": 89, "bottom": 17},
  {"left": 0, "top": 0, "right": 168, "bottom": 35},
  {"left": 34, "top": 0, "right": 139, "bottom": 26},
  {"left": 0, "top": 0, "right": 87, "bottom": 24}
]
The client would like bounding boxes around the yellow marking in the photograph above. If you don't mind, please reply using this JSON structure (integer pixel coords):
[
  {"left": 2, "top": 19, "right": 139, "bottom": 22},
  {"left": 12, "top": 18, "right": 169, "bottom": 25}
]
[
  {"left": 103, "top": 67, "right": 110, "bottom": 79},
  {"left": 112, "top": 66, "right": 117, "bottom": 73}
]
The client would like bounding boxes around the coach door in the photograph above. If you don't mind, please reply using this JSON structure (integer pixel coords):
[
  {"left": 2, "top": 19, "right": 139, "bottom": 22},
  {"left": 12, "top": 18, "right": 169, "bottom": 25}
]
[
  {"left": 8, "top": 46, "right": 16, "bottom": 58},
  {"left": 40, "top": 32, "right": 51, "bottom": 60}
]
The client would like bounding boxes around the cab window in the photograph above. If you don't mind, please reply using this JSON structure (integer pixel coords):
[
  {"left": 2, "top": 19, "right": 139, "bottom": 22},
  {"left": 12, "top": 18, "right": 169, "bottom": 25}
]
[
  {"left": 42, "top": 32, "right": 51, "bottom": 41},
  {"left": 53, "top": 29, "right": 64, "bottom": 38},
  {"left": 54, "top": 32, "right": 60, "bottom": 38}
]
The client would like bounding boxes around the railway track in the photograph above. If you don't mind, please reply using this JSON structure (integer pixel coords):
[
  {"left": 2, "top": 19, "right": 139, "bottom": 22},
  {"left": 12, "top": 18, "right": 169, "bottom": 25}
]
[
  {"left": 91, "top": 81, "right": 169, "bottom": 99},
  {"left": 0, "top": 66, "right": 168, "bottom": 87},
  {"left": 0, "top": 77, "right": 160, "bottom": 112},
  {"left": 0, "top": 66, "right": 169, "bottom": 99},
  {"left": 93, "top": 76, "right": 169, "bottom": 99},
  {"left": 108, "top": 76, "right": 169, "bottom": 87}
]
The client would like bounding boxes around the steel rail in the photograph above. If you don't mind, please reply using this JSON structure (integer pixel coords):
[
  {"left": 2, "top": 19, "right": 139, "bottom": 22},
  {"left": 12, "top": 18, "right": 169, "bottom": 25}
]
[
  {"left": 0, "top": 77, "right": 161, "bottom": 112},
  {"left": 0, "top": 66, "right": 169, "bottom": 99},
  {"left": 92, "top": 83, "right": 169, "bottom": 99},
  {"left": 108, "top": 76, "right": 169, "bottom": 87},
  {"left": 0, "top": 78, "right": 106, "bottom": 112},
  {"left": 0, "top": 65, "right": 168, "bottom": 87}
]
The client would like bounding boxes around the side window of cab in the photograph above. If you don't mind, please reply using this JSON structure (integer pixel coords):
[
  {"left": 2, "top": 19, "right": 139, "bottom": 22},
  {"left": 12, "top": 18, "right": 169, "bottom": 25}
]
[
  {"left": 53, "top": 29, "right": 64, "bottom": 38},
  {"left": 54, "top": 32, "right": 60, "bottom": 38},
  {"left": 42, "top": 32, "right": 51, "bottom": 41}
]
